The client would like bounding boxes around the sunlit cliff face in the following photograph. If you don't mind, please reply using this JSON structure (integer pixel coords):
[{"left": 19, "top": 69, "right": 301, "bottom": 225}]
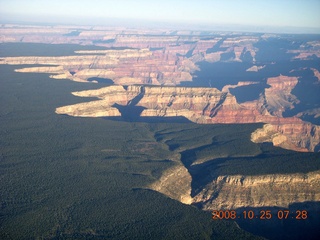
[
  {"left": 1, "top": 25, "right": 319, "bottom": 154},
  {"left": 1, "top": 25, "right": 319, "bottom": 218},
  {"left": 151, "top": 165, "right": 320, "bottom": 209}
]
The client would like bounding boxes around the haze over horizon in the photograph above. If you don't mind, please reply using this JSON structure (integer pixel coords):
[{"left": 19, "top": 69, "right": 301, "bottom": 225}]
[{"left": 1, "top": 0, "right": 320, "bottom": 33}]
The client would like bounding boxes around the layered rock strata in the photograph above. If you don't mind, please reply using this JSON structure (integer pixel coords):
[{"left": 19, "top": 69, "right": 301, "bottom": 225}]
[
  {"left": 0, "top": 49, "right": 197, "bottom": 85},
  {"left": 149, "top": 163, "right": 193, "bottom": 205},
  {"left": 55, "top": 84, "right": 319, "bottom": 152},
  {"left": 251, "top": 123, "right": 320, "bottom": 152},
  {"left": 1, "top": 25, "right": 320, "bottom": 217},
  {"left": 263, "top": 75, "right": 299, "bottom": 117},
  {"left": 192, "top": 171, "right": 320, "bottom": 210},
  {"left": 54, "top": 85, "right": 278, "bottom": 123}
]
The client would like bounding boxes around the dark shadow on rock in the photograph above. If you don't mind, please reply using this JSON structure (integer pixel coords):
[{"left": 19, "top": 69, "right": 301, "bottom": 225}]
[
  {"left": 87, "top": 77, "right": 114, "bottom": 85},
  {"left": 283, "top": 67, "right": 320, "bottom": 118},
  {"left": 128, "top": 86, "right": 145, "bottom": 106},
  {"left": 229, "top": 81, "right": 270, "bottom": 103},
  {"left": 180, "top": 61, "right": 257, "bottom": 90},
  {"left": 103, "top": 116, "right": 193, "bottom": 124},
  {"left": 185, "top": 143, "right": 320, "bottom": 197},
  {"left": 111, "top": 103, "right": 146, "bottom": 122}
]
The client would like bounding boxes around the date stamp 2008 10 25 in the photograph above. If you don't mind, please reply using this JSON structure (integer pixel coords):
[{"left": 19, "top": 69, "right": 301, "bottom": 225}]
[{"left": 212, "top": 209, "right": 308, "bottom": 220}]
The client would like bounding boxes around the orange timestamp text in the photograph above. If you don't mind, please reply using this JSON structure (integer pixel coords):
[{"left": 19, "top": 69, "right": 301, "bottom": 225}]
[{"left": 211, "top": 209, "right": 308, "bottom": 220}]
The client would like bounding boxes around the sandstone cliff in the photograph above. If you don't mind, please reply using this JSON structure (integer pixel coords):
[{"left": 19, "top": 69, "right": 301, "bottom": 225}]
[
  {"left": 0, "top": 24, "right": 267, "bottom": 87},
  {"left": 147, "top": 124, "right": 320, "bottom": 211},
  {"left": 2, "top": 25, "right": 320, "bottom": 218},
  {"left": 54, "top": 84, "right": 319, "bottom": 152},
  {"left": 192, "top": 171, "right": 320, "bottom": 210},
  {"left": 149, "top": 168, "right": 320, "bottom": 211},
  {"left": 149, "top": 163, "right": 193, "bottom": 205},
  {"left": 0, "top": 48, "right": 196, "bottom": 85},
  {"left": 56, "top": 85, "right": 139, "bottom": 116},
  {"left": 251, "top": 123, "right": 320, "bottom": 152},
  {"left": 263, "top": 75, "right": 299, "bottom": 117},
  {"left": 1, "top": 25, "right": 319, "bottom": 153}
]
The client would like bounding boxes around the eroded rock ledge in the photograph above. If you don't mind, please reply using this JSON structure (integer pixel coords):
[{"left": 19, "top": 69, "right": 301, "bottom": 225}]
[
  {"left": 1, "top": 25, "right": 320, "bottom": 222},
  {"left": 193, "top": 171, "right": 320, "bottom": 210},
  {"left": 251, "top": 123, "right": 320, "bottom": 153},
  {"left": 55, "top": 84, "right": 319, "bottom": 152},
  {"left": 0, "top": 48, "right": 197, "bottom": 85},
  {"left": 150, "top": 168, "right": 320, "bottom": 210}
]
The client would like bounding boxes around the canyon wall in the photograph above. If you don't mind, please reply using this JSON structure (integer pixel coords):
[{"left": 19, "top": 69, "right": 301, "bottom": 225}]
[
  {"left": 1, "top": 28, "right": 319, "bottom": 153},
  {"left": 55, "top": 84, "right": 319, "bottom": 152},
  {"left": 251, "top": 123, "right": 320, "bottom": 152},
  {"left": 1, "top": 25, "right": 320, "bottom": 215},
  {"left": 0, "top": 49, "right": 196, "bottom": 85},
  {"left": 192, "top": 171, "right": 320, "bottom": 210},
  {"left": 150, "top": 167, "right": 320, "bottom": 211}
]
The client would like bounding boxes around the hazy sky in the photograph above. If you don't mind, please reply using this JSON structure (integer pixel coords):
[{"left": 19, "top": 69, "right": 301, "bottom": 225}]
[{"left": 1, "top": 0, "right": 320, "bottom": 32}]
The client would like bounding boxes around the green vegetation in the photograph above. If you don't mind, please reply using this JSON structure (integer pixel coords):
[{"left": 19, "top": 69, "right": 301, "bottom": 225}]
[
  {"left": 153, "top": 124, "right": 320, "bottom": 175},
  {"left": 1, "top": 43, "right": 319, "bottom": 239},
  {"left": 152, "top": 123, "right": 263, "bottom": 166},
  {"left": 152, "top": 122, "right": 320, "bottom": 199},
  {"left": 0, "top": 62, "right": 263, "bottom": 239}
]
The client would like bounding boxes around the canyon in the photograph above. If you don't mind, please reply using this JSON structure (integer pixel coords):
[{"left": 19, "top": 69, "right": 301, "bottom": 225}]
[
  {"left": 1, "top": 27, "right": 319, "bottom": 152},
  {"left": 54, "top": 84, "right": 319, "bottom": 152},
  {"left": 152, "top": 165, "right": 320, "bottom": 210},
  {"left": 1, "top": 24, "right": 319, "bottom": 218}
]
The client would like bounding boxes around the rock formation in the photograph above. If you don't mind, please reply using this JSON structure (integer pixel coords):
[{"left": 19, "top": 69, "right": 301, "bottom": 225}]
[
  {"left": 192, "top": 171, "right": 320, "bottom": 210},
  {"left": 251, "top": 123, "right": 320, "bottom": 152},
  {"left": 0, "top": 48, "right": 197, "bottom": 85},
  {"left": 263, "top": 75, "right": 299, "bottom": 117},
  {"left": 54, "top": 84, "right": 319, "bottom": 152},
  {"left": 246, "top": 65, "right": 265, "bottom": 72},
  {"left": 1, "top": 24, "right": 320, "bottom": 216},
  {"left": 1, "top": 25, "right": 319, "bottom": 153},
  {"left": 149, "top": 163, "right": 193, "bottom": 205}
]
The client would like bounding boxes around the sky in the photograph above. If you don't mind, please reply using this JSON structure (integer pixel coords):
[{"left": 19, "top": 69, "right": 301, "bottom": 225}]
[{"left": 1, "top": 0, "right": 320, "bottom": 33}]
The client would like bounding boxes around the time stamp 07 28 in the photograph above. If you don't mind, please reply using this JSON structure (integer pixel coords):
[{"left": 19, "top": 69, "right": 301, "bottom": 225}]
[{"left": 212, "top": 209, "right": 308, "bottom": 220}]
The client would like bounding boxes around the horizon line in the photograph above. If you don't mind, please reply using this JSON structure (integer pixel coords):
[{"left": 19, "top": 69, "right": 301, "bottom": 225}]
[{"left": 1, "top": 17, "right": 320, "bottom": 35}]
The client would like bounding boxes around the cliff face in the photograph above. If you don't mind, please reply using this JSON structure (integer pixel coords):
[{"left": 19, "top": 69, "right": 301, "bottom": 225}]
[
  {"left": 149, "top": 168, "right": 320, "bottom": 211},
  {"left": 55, "top": 85, "right": 139, "bottom": 117},
  {"left": 0, "top": 49, "right": 196, "bottom": 85},
  {"left": 55, "top": 84, "right": 319, "bottom": 152},
  {"left": 149, "top": 163, "right": 193, "bottom": 205},
  {"left": 54, "top": 85, "right": 270, "bottom": 122},
  {"left": 263, "top": 75, "right": 299, "bottom": 117},
  {"left": 146, "top": 123, "right": 320, "bottom": 212},
  {"left": 0, "top": 25, "right": 266, "bottom": 86},
  {"left": 192, "top": 171, "right": 320, "bottom": 210},
  {"left": 251, "top": 123, "right": 320, "bottom": 152},
  {"left": 2, "top": 25, "right": 320, "bottom": 219},
  {"left": 1, "top": 26, "right": 319, "bottom": 151}
]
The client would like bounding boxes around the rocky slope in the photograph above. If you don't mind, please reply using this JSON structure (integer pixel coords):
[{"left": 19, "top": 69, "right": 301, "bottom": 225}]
[
  {"left": 148, "top": 124, "right": 320, "bottom": 212},
  {"left": 1, "top": 25, "right": 320, "bottom": 219},
  {"left": 263, "top": 75, "right": 299, "bottom": 117},
  {"left": 192, "top": 171, "right": 320, "bottom": 210},
  {"left": 151, "top": 166, "right": 320, "bottom": 210},
  {"left": 55, "top": 84, "right": 319, "bottom": 152},
  {"left": 151, "top": 169, "right": 320, "bottom": 210},
  {"left": 1, "top": 28, "right": 319, "bottom": 153},
  {"left": 251, "top": 123, "right": 320, "bottom": 152},
  {"left": 0, "top": 49, "right": 197, "bottom": 85},
  {"left": 149, "top": 163, "right": 193, "bottom": 205}
]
